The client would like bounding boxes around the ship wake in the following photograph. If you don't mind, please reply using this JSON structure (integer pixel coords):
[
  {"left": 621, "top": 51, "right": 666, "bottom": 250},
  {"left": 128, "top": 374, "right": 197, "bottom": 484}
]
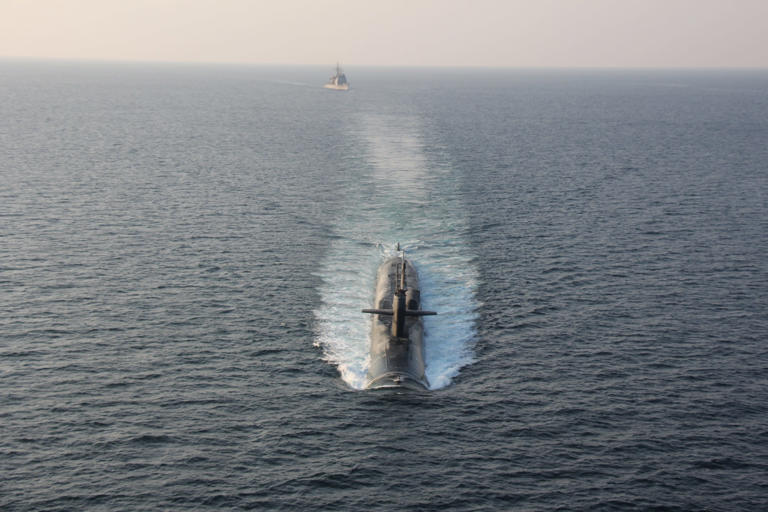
[{"left": 314, "top": 114, "right": 480, "bottom": 390}]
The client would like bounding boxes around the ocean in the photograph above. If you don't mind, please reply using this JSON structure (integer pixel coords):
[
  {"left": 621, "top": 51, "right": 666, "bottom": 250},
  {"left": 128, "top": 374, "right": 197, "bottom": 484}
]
[{"left": 2, "top": 62, "right": 767, "bottom": 510}]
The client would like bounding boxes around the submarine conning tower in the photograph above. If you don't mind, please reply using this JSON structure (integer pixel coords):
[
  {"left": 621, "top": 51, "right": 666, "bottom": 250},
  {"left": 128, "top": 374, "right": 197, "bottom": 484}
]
[
  {"left": 361, "top": 251, "right": 437, "bottom": 338},
  {"left": 361, "top": 246, "right": 436, "bottom": 389}
]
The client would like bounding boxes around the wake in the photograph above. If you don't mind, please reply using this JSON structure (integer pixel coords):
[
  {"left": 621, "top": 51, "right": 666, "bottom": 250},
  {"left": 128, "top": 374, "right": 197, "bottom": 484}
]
[{"left": 314, "top": 114, "right": 479, "bottom": 390}]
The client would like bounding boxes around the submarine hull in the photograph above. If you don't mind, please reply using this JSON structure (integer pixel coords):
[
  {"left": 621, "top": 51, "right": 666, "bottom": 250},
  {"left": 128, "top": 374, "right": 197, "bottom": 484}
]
[{"left": 364, "top": 257, "right": 429, "bottom": 390}]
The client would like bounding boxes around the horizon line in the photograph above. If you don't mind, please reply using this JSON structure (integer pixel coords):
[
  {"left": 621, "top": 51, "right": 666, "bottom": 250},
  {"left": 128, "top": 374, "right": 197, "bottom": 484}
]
[{"left": 1, "top": 56, "right": 767, "bottom": 71}]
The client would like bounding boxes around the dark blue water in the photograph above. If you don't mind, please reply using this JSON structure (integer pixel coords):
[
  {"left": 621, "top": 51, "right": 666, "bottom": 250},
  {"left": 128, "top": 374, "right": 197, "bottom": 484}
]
[{"left": 2, "top": 62, "right": 767, "bottom": 510}]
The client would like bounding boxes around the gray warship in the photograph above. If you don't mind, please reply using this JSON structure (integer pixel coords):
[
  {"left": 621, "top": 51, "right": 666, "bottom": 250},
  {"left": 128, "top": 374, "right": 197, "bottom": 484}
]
[
  {"left": 362, "top": 246, "right": 436, "bottom": 390},
  {"left": 324, "top": 63, "right": 349, "bottom": 90}
]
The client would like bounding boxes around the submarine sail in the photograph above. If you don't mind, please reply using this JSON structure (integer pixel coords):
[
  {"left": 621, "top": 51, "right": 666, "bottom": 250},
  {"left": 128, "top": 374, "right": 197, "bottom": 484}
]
[{"left": 362, "top": 248, "right": 436, "bottom": 389}]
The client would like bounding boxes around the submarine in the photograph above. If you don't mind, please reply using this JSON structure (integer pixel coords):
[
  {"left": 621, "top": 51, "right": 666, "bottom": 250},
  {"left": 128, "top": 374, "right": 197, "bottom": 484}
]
[{"left": 362, "top": 245, "right": 436, "bottom": 390}]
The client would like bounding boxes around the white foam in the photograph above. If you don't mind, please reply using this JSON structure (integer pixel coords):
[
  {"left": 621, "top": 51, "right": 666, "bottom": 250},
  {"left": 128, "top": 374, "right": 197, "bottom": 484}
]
[{"left": 313, "top": 114, "right": 479, "bottom": 390}]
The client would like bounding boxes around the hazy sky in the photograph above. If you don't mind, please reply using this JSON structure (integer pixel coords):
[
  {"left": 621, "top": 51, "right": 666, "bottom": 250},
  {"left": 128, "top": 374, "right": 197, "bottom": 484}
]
[{"left": 2, "top": 0, "right": 767, "bottom": 67}]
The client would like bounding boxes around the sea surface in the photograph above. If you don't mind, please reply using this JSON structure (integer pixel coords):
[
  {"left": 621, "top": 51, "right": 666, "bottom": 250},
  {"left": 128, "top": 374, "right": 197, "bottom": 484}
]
[{"left": 2, "top": 62, "right": 767, "bottom": 510}]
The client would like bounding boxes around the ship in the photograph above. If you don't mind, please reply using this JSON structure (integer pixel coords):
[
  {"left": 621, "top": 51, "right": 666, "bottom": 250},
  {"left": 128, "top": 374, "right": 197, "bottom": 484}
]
[
  {"left": 362, "top": 245, "right": 436, "bottom": 390},
  {"left": 324, "top": 63, "right": 349, "bottom": 90}
]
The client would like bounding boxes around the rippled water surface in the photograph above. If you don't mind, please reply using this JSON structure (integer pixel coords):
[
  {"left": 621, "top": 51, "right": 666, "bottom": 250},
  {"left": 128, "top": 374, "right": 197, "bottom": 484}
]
[{"left": 2, "top": 62, "right": 768, "bottom": 510}]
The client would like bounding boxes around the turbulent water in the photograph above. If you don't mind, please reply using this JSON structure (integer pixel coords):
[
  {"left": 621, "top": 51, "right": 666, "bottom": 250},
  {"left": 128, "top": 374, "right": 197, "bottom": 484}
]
[
  {"left": 2, "top": 62, "right": 767, "bottom": 510},
  {"left": 314, "top": 112, "right": 479, "bottom": 390}
]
